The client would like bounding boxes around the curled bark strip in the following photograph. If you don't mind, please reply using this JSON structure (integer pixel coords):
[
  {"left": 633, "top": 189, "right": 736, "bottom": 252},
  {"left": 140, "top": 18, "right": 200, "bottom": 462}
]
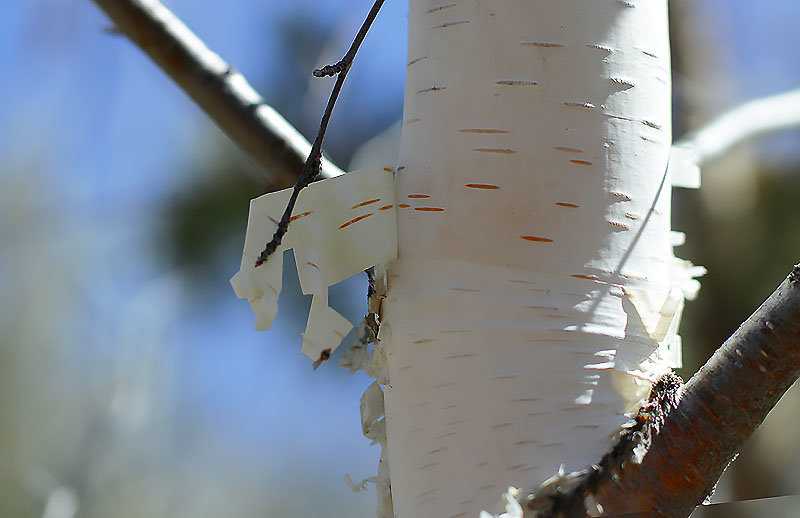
[{"left": 522, "top": 264, "right": 800, "bottom": 517}]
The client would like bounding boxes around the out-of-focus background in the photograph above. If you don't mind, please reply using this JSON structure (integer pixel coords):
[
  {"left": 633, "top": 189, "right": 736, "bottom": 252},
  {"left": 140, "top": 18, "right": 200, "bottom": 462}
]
[{"left": 0, "top": 1, "right": 798, "bottom": 517}]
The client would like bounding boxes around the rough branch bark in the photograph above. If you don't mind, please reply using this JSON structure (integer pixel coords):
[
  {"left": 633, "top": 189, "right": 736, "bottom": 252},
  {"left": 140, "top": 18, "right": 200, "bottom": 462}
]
[
  {"left": 590, "top": 264, "right": 800, "bottom": 517},
  {"left": 91, "top": 0, "right": 344, "bottom": 188}
]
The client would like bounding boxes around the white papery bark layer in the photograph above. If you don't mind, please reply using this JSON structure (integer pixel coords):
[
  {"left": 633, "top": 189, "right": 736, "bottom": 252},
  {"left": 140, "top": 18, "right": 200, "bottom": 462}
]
[{"left": 381, "top": 1, "right": 693, "bottom": 516}]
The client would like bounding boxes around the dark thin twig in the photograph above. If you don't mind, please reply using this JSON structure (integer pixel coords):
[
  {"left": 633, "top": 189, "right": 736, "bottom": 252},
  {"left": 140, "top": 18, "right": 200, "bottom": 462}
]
[{"left": 255, "top": 0, "right": 387, "bottom": 267}]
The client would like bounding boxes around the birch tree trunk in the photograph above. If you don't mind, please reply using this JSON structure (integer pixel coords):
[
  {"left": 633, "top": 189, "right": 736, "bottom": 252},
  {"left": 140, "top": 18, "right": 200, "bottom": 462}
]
[{"left": 379, "top": 1, "right": 697, "bottom": 516}]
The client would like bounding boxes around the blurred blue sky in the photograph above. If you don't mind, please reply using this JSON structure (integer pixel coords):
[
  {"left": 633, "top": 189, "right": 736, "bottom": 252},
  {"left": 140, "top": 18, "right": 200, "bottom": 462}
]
[{"left": 1, "top": 1, "right": 799, "bottom": 516}]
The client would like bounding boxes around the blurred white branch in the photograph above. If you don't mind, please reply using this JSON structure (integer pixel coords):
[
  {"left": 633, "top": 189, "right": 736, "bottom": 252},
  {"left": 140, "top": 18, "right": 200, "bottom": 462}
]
[
  {"left": 675, "top": 87, "right": 800, "bottom": 165},
  {"left": 90, "top": 0, "right": 344, "bottom": 187}
]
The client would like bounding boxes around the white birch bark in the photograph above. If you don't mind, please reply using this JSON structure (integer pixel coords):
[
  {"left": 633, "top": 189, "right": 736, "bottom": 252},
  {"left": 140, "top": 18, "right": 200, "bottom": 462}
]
[
  {"left": 379, "top": 1, "right": 698, "bottom": 516},
  {"left": 232, "top": 0, "right": 703, "bottom": 515}
]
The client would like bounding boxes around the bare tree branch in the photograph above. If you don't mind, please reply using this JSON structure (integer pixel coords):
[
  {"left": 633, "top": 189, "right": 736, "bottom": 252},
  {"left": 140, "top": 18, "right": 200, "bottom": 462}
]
[
  {"left": 592, "top": 264, "right": 800, "bottom": 517},
  {"left": 674, "top": 87, "right": 800, "bottom": 166},
  {"left": 90, "top": 0, "right": 345, "bottom": 188}
]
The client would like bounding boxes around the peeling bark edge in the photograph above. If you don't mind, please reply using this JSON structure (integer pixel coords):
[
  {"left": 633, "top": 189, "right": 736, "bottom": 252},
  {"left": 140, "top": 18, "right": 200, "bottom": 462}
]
[
  {"left": 590, "top": 264, "right": 800, "bottom": 517},
  {"left": 90, "top": 0, "right": 344, "bottom": 188},
  {"left": 517, "top": 264, "right": 800, "bottom": 517}
]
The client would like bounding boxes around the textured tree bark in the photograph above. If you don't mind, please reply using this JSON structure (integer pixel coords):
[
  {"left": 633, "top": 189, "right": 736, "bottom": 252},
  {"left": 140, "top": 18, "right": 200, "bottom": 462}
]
[
  {"left": 593, "top": 265, "right": 800, "bottom": 517},
  {"left": 379, "top": 1, "right": 698, "bottom": 516}
]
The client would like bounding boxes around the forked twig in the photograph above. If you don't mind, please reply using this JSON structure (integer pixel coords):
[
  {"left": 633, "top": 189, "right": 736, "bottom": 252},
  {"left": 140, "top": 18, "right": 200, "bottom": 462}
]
[{"left": 255, "top": 0, "right": 387, "bottom": 267}]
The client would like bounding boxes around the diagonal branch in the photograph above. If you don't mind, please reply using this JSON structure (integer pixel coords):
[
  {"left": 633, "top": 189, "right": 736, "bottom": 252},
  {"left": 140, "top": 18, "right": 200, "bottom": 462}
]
[
  {"left": 592, "top": 264, "right": 800, "bottom": 517},
  {"left": 523, "top": 265, "right": 800, "bottom": 517},
  {"left": 90, "top": 0, "right": 345, "bottom": 188}
]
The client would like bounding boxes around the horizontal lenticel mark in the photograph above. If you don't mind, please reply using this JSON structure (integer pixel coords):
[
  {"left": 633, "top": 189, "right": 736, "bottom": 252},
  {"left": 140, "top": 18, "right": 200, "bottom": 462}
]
[
  {"left": 305, "top": 261, "right": 320, "bottom": 271},
  {"left": 555, "top": 202, "right": 579, "bottom": 208},
  {"left": 417, "top": 86, "right": 446, "bottom": 94},
  {"left": 490, "top": 423, "right": 514, "bottom": 429},
  {"left": 521, "top": 236, "right": 553, "bottom": 242},
  {"left": 521, "top": 41, "right": 565, "bottom": 48},
  {"left": 608, "top": 221, "right": 630, "bottom": 230},
  {"left": 383, "top": 167, "right": 393, "bottom": 172},
  {"left": 571, "top": 274, "right": 599, "bottom": 280},
  {"left": 398, "top": 203, "right": 411, "bottom": 208},
  {"left": 605, "top": 113, "right": 635, "bottom": 122},
  {"left": 351, "top": 198, "right": 381, "bottom": 209},
  {"left": 408, "top": 194, "right": 431, "bottom": 198},
  {"left": 379, "top": 204, "right": 394, "bottom": 210},
  {"left": 553, "top": 146, "right": 583, "bottom": 153},
  {"left": 473, "top": 148, "right": 516, "bottom": 154},
  {"left": 496, "top": 80, "right": 538, "bottom": 86},
  {"left": 433, "top": 20, "right": 469, "bottom": 29},
  {"left": 465, "top": 183, "right": 500, "bottom": 189},
  {"left": 414, "top": 338, "right": 435, "bottom": 343},
  {"left": 611, "top": 77, "right": 636, "bottom": 88},
  {"left": 408, "top": 56, "right": 427, "bottom": 67},
  {"left": 426, "top": 447, "right": 449, "bottom": 455},
  {"left": 570, "top": 159, "right": 593, "bottom": 165},
  {"left": 415, "top": 207, "right": 445, "bottom": 212},
  {"left": 397, "top": 166, "right": 406, "bottom": 171},
  {"left": 458, "top": 128, "right": 509, "bottom": 134},
  {"left": 290, "top": 211, "right": 313, "bottom": 221},
  {"left": 339, "top": 213, "right": 374, "bottom": 229},
  {"left": 425, "top": 3, "right": 456, "bottom": 14},
  {"left": 563, "top": 101, "right": 595, "bottom": 109}
]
